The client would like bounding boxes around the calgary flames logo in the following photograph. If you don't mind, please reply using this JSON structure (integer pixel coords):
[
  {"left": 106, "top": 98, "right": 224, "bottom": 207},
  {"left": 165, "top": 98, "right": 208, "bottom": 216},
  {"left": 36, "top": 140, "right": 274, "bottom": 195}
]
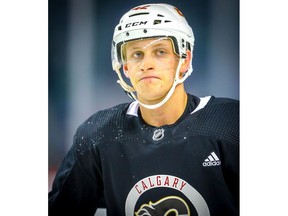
[
  {"left": 135, "top": 196, "right": 190, "bottom": 216},
  {"left": 125, "top": 175, "right": 210, "bottom": 216}
]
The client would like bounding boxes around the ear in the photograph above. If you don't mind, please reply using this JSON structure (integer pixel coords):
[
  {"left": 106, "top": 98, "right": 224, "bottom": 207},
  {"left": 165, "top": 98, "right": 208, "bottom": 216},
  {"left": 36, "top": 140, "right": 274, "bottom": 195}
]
[
  {"left": 180, "top": 50, "right": 192, "bottom": 74},
  {"left": 123, "top": 64, "right": 130, "bottom": 78}
]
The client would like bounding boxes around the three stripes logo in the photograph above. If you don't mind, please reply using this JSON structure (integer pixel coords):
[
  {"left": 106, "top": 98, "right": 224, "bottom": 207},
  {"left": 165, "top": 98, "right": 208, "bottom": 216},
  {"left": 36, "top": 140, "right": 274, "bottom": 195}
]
[{"left": 202, "top": 152, "right": 221, "bottom": 167}]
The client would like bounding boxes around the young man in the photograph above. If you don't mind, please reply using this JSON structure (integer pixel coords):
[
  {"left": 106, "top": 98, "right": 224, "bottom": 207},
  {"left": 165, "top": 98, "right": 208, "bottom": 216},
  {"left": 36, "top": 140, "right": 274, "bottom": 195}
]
[{"left": 49, "top": 3, "right": 239, "bottom": 216}]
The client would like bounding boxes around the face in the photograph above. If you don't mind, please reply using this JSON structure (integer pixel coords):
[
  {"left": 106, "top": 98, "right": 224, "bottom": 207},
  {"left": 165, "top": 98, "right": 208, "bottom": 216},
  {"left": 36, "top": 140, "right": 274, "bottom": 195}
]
[{"left": 123, "top": 37, "right": 181, "bottom": 103}]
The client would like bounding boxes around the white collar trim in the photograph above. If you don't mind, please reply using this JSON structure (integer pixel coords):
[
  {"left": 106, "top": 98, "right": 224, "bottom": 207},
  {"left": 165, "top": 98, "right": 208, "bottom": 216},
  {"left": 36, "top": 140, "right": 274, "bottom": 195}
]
[
  {"left": 126, "top": 96, "right": 211, "bottom": 117},
  {"left": 126, "top": 101, "right": 139, "bottom": 117},
  {"left": 190, "top": 96, "right": 211, "bottom": 114}
]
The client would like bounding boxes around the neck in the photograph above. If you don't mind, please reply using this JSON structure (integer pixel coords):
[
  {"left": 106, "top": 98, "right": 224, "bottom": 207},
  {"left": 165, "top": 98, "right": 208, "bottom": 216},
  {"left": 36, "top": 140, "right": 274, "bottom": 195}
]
[{"left": 139, "top": 85, "right": 188, "bottom": 127}]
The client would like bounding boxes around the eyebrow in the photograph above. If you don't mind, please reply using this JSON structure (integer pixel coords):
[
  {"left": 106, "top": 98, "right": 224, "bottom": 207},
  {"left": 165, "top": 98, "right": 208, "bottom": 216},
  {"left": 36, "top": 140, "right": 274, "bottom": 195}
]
[{"left": 126, "top": 42, "right": 171, "bottom": 52}]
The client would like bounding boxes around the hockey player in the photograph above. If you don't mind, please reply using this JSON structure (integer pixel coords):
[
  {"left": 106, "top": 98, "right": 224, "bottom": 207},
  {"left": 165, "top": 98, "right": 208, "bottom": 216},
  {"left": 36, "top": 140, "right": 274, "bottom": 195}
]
[{"left": 49, "top": 3, "right": 239, "bottom": 216}]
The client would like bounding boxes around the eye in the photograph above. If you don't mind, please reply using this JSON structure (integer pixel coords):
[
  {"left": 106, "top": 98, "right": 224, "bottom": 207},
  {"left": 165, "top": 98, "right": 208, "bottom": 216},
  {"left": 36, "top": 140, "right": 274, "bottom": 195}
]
[
  {"left": 155, "top": 49, "right": 168, "bottom": 56},
  {"left": 131, "top": 51, "right": 143, "bottom": 59}
]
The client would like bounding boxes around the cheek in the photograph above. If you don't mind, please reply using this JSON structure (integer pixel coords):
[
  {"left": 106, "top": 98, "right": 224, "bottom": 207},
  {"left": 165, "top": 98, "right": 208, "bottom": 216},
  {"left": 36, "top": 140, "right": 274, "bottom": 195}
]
[
  {"left": 124, "top": 64, "right": 140, "bottom": 80},
  {"left": 165, "top": 74, "right": 175, "bottom": 85}
]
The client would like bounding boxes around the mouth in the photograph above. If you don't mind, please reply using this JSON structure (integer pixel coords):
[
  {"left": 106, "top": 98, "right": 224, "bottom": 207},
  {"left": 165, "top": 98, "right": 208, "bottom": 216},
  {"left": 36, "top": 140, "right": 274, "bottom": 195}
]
[{"left": 139, "top": 76, "right": 160, "bottom": 82}]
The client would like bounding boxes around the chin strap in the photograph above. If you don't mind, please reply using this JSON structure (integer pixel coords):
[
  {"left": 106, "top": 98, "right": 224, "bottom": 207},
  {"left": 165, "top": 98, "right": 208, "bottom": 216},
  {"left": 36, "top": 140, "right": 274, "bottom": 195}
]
[{"left": 113, "top": 57, "right": 191, "bottom": 110}]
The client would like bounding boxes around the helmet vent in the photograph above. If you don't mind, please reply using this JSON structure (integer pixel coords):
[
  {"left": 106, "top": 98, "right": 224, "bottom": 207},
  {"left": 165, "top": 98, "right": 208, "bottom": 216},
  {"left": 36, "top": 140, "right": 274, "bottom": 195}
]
[
  {"left": 164, "top": 20, "right": 172, "bottom": 23},
  {"left": 129, "top": 12, "right": 149, "bottom": 17},
  {"left": 157, "top": 14, "right": 164, "bottom": 17},
  {"left": 153, "top": 20, "right": 162, "bottom": 25}
]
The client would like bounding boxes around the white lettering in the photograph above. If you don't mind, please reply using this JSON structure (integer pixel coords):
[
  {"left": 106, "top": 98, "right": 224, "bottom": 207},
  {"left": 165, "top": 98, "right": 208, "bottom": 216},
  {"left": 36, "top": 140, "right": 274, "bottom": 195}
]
[{"left": 202, "top": 161, "right": 221, "bottom": 167}]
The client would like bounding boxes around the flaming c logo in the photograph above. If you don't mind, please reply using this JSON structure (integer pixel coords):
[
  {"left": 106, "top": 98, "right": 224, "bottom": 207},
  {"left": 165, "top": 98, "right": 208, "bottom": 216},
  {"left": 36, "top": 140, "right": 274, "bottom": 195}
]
[{"left": 135, "top": 196, "right": 189, "bottom": 216}]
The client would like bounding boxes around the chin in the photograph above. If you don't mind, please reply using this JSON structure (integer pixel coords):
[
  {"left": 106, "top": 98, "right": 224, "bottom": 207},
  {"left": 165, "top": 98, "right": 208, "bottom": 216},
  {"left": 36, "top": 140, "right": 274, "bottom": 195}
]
[{"left": 138, "top": 93, "right": 167, "bottom": 103}]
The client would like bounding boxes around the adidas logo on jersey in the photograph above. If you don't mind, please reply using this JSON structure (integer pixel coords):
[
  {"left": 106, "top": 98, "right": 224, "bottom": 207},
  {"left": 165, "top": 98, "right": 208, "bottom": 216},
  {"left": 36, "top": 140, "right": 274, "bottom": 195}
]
[{"left": 202, "top": 152, "right": 221, "bottom": 167}]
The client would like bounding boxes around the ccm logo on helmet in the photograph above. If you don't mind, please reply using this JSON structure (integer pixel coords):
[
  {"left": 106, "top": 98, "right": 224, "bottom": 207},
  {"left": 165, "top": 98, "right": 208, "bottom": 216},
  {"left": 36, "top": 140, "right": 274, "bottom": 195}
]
[{"left": 125, "top": 21, "right": 148, "bottom": 28}]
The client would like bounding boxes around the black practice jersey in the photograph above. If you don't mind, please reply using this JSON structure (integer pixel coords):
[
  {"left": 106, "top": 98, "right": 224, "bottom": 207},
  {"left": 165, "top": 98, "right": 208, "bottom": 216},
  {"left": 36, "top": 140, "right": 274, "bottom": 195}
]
[{"left": 49, "top": 94, "right": 239, "bottom": 216}]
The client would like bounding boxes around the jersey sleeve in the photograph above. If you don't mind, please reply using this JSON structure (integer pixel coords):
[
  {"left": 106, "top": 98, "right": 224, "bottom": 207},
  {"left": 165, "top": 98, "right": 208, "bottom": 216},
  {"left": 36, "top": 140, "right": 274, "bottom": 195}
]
[
  {"left": 216, "top": 98, "right": 239, "bottom": 207},
  {"left": 48, "top": 126, "right": 104, "bottom": 216},
  {"left": 220, "top": 139, "right": 239, "bottom": 208},
  {"left": 194, "top": 97, "right": 239, "bottom": 207}
]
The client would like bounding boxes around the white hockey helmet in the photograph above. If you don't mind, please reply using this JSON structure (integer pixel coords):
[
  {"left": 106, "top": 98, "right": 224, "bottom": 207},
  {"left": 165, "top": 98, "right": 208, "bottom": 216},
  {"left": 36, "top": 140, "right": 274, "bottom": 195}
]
[
  {"left": 112, "top": 3, "right": 194, "bottom": 70},
  {"left": 111, "top": 3, "right": 195, "bottom": 109}
]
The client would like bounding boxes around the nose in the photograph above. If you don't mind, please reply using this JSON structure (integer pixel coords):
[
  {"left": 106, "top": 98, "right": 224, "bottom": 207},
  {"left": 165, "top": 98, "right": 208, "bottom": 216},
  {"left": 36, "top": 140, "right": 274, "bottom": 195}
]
[{"left": 139, "top": 54, "right": 155, "bottom": 72}]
